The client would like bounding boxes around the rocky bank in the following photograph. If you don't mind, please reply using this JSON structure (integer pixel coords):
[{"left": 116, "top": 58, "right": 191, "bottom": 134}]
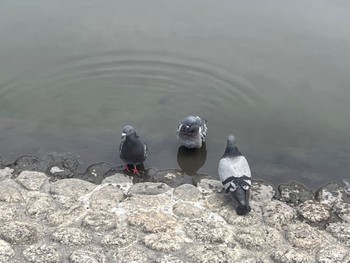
[{"left": 0, "top": 167, "right": 350, "bottom": 263}]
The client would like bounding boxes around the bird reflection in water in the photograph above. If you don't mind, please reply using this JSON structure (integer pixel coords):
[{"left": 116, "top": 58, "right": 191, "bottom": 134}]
[{"left": 177, "top": 143, "right": 207, "bottom": 176}]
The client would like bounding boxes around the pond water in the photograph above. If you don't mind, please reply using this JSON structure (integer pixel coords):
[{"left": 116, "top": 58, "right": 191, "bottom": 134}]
[{"left": 1, "top": 0, "right": 350, "bottom": 189}]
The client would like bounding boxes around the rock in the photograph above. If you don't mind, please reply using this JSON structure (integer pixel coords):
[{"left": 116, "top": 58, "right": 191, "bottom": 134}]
[
  {"left": 0, "top": 167, "right": 13, "bottom": 180},
  {"left": 123, "top": 195, "right": 171, "bottom": 210},
  {"left": 128, "top": 182, "right": 171, "bottom": 196},
  {"left": 217, "top": 203, "right": 262, "bottom": 227},
  {"left": 185, "top": 244, "right": 240, "bottom": 263},
  {"left": 278, "top": 181, "right": 313, "bottom": 205},
  {"left": 0, "top": 240, "right": 15, "bottom": 262},
  {"left": 0, "top": 203, "right": 18, "bottom": 221},
  {"left": 173, "top": 184, "right": 202, "bottom": 201},
  {"left": 333, "top": 202, "right": 350, "bottom": 222},
  {"left": 23, "top": 244, "right": 61, "bottom": 263},
  {"left": 0, "top": 221, "right": 38, "bottom": 245},
  {"left": 152, "top": 170, "right": 193, "bottom": 188},
  {"left": 285, "top": 222, "right": 323, "bottom": 249},
  {"left": 101, "top": 173, "right": 133, "bottom": 193},
  {"left": 251, "top": 180, "right": 275, "bottom": 204},
  {"left": 271, "top": 248, "right": 315, "bottom": 263},
  {"left": 127, "top": 211, "right": 178, "bottom": 233},
  {"left": 113, "top": 244, "right": 154, "bottom": 263},
  {"left": 172, "top": 202, "right": 205, "bottom": 218},
  {"left": 46, "top": 204, "right": 86, "bottom": 226},
  {"left": 90, "top": 185, "right": 124, "bottom": 211},
  {"left": 143, "top": 232, "right": 182, "bottom": 252},
  {"left": 262, "top": 200, "right": 297, "bottom": 229},
  {"left": 69, "top": 248, "right": 106, "bottom": 263},
  {"left": 79, "top": 162, "right": 116, "bottom": 184},
  {"left": 50, "top": 178, "right": 95, "bottom": 199},
  {"left": 326, "top": 222, "right": 350, "bottom": 246},
  {"left": 101, "top": 228, "right": 138, "bottom": 247},
  {"left": 82, "top": 211, "right": 118, "bottom": 231},
  {"left": 196, "top": 178, "right": 223, "bottom": 194},
  {"left": 315, "top": 182, "right": 350, "bottom": 208},
  {"left": 316, "top": 245, "right": 350, "bottom": 263},
  {"left": 16, "top": 171, "right": 48, "bottom": 191},
  {"left": 10, "top": 155, "right": 47, "bottom": 174},
  {"left": 51, "top": 227, "right": 92, "bottom": 245},
  {"left": 297, "top": 200, "right": 331, "bottom": 222},
  {"left": 204, "top": 193, "right": 230, "bottom": 209},
  {"left": 0, "top": 180, "right": 23, "bottom": 203},
  {"left": 26, "top": 195, "right": 57, "bottom": 217}
]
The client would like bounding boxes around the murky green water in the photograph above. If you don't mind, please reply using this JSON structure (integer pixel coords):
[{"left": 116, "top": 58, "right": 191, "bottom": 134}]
[{"left": 1, "top": 0, "right": 350, "bottom": 188}]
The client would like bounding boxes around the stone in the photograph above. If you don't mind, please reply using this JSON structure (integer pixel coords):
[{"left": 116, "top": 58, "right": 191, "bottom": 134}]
[
  {"left": 278, "top": 181, "right": 313, "bottom": 205},
  {"left": 0, "top": 167, "right": 13, "bottom": 180},
  {"left": 262, "top": 200, "right": 296, "bottom": 229},
  {"left": 0, "top": 221, "right": 38, "bottom": 245},
  {"left": 0, "top": 240, "right": 15, "bottom": 262},
  {"left": 123, "top": 195, "right": 171, "bottom": 210},
  {"left": 23, "top": 244, "right": 61, "bottom": 263},
  {"left": 204, "top": 193, "right": 230, "bottom": 209},
  {"left": 113, "top": 244, "right": 154, "bottom": 263},
  {"left": 196, "top": 178, "right": 223, "bottom": 194},
  {"left": 128, "top": 182, "right": 171, "bottom": 196},
  {"left": 298, "top": 200, "right": 331, "bottom": 222},
  {"left": 285, "top": 222, "right": 323, "bottom": 249},
  {"left": 127, "top": 211, "right": 178, "bottom": 233},
  {"left": 51, "top": 227, "right": 92, "bottom": 245},
  {"left": 90, "top": 185, "right": 124, "bottom": 211},
  {"left": 251, "top": 180, "right": 275, "bottom": 204},
  {"left": 316, "top": 245, "right": 350, "bottom": 263},
  {"left": 0, "top": 180, "right": 23, "bottom": 203},
  {"left": 50, "top": 178, "right": 95, "bottom": 198},
  {"left": 172, "top": 202, "right": 205, "bottom": 218},
  {"left": 217, "top": 203, "right": 262, "bottom": 227},
  {"left": 143, "top": 232, "right": 182, "bottom": 252},
  {"left": 315, "top": 182, "right": 350, "bottom": 208},
  {"left": 326, "top": 222, "right": 350, "bottom": 246},
  {"left": 16, "top": 171, "right": 48, "bottom": 191},
  {"left": 82, "top": 211, "right": 118, "bottom": 231},
  {"left": 185, "top": 244, "right": 240, "bottom": 263},
  {"left": 271, "top": 249, "right": 315, "bottom": 263},
  {"left": 101, "top": 173, "right": 133, "bottom": 193},
  {"left": 173, "top": 184, "right": 202, "bottom": 201},
  {"left": 26, "top": 195, "right": 57, "bottom": 217},
  {"left": 101, "top": 228, "right": 138, "bottom": 247},
  {"left": 69, "top": 248, "right": 106, "bottom": 263},
  {"left": 0, "top": 203, "right": 18, "bottom": 221},
  {"left": 46, "top": 204, "right": 86, "bottom": 226},
  {"left": 333, "top": 202, "right": 350, "bottom": 222},
  {"left": 80, "top": 162, "right": 116, "bottom": 184}
]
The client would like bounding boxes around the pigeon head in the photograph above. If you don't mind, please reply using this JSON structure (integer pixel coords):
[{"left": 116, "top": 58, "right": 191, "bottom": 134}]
[
  {"left": 227, "top": 134, "right": 237, "bottom": 147},
  {"left": 121, "top": 125, "right": 136, "bottom": 139},
  {"left": 223, "top": 134, "right": 241, "bottom": 157},
  {"left": 181, "top": 116, "right": 201, "bottom": 134}
]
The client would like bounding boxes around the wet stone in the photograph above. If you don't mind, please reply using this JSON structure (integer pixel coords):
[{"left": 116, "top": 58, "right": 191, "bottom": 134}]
[
  {"left": 51, "top": 227, "right": 92, "bottom": 245},
  {"left": 0, "top": 239, "right": 15, "bottom": 262},
  {"left": 173, "top": 184, "right": 202, "bottom": 201},
  {"left": 316, "top": 245, "right": 350, "bottom": 263},
  {"left": 172, "top": 202, "right": 205, "bottom": 218},
  {"left": 326, "top": 222, "right": 350, "bottom": 246},
  {"left": 185, "top": 244, "right": 240, "bottom": 263},
  {"left": 90, "top": 185, "right": 124, "bottom": 211},
  {"left": 128, "top": 182, "right": 171, "bottom": 196},
  {"left": 0, "top": 221, "right": 38, "bottom": 245},
  {"left": 262, "top": 200, "right": 296, "bottom": 229},
  {"left": 50, "top": 178, "right": 95, "bottom": 198},
  {"left": 297, "top": 200, "right": 331, "bottom": 222},
  {"left": 315, "top": 182, "right": 350, "bottom": 208},
  {"left": 127, "top": 211, "right": 178, "bottom": 233},
  {"left": 0, "top": 180, "right": 23, "bottom": 203},
  {"left": 143, "top": 232, "right": 182, "bottom": 252},
  {"left": 271, "top": 248, "right": 315, "bottom": 263},
  {"left": 278, "top": 181, "right": 313, "bottom": 205},
  {"left": 23, "top": 244, "right": 61, "bottom": 263},
  {"left": 26, "top": 195, "right": 57, "bottom": 217},
  {"left": 16, "top": 171, "right": 48, "bottom": 191},
  {"left": 69, "top": 248, "right": 106, "bottom": 263},
  {"left": 101, "top": 228, "right": 138, "bottom": 247},
  {"left": 82, "top": 211, "right": 118, "bottom": 231},
  {"left": 285, "top": 222, "right": 323, "bottom": 249}
]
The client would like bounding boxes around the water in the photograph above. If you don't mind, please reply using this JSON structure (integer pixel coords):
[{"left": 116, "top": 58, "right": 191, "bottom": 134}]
[{"left": 1, "top": 0, "right": 350, "bottom": 189}]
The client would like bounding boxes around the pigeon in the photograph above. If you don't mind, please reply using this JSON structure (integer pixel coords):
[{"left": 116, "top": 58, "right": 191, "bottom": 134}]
[
  {"left": 218, "top": 134, "right": 252, "bottom": 215},
  {"left": 176, "top": 115, "right": 207, "bottom": 149},
  {"left": 119, "top": 125, "right": 148, "bottom": 175}
]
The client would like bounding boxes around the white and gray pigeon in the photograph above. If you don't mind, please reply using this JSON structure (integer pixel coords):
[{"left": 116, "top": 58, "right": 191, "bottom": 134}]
[
  {"left": 119, "top": 125, "right": 148, "bottom": 175},
  {"left": 218, "top": 134, "right": 252, "bottom": 215},
  {"left": 176, "top": 115, "right": 207, "bottom": 149}
]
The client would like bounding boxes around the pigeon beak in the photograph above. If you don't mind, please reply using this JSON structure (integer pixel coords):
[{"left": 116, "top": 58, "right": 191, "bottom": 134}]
[{"left": 121, "top": 133, "right": 126, "bottom": 139}]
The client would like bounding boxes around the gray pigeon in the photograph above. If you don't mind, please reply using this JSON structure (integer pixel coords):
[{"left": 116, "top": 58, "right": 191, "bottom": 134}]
[
  {"left": 119, "top": 125, "right": 148, "bottom": 175},
  {"left": 176, "top": 115, "right": 207, "bottom": 149},
  {"left": 218, "top": 134, "right": 252, "bottom": 215}
]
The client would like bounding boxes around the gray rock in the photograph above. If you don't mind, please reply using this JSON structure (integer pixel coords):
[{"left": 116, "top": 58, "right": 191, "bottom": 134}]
[
  {"left": 0, "top": 167, "right": 13, "bottom": 181},
  {"left": 26, "top": 195, "right": 57, "bottom": 217},
  {"left": 217, "top": 203, "right": 263, "bottom": 227},
  {"left": 271, "top": 248, "right": 315, "bottom": 263},
  {"left": 196, "top": 178, "right": 223, "bottom": 194},
  {"left": 0, "top": 180, "right": 23, "bottom": 203},
  {"left": 127, "top": 211, "right": 178, "bottom": 233},
  {"left": 16, "top": 171, "right": 48, "bottom": 191},
  {"left": 123, "top": 195, "right": 171, "bottom": 210},
  {"left": 298, "top": 200, "right": 331, "bottom": 222},
  {"left": 172, "top": 202, "right": 205, "bottom": 218},
  {"left": 113, "top": 244, "right": 154, "bottom": 263},
  {"left": 173, "top": 184, "right": 202, "bottom": 201},
  {"left": 82, "top": 211, "right": 118, "bottom": 231},
  {"left": 316, "top": 245, "right": 350, "bottom": 263},
  {"left": 23, "top": 244, "right": 61, "bottom": 263},
  {"left": 101, "top": 173, "right": 133, "bottom": 193},
  {"left": 51, "top": 227, "right": 92, "bottom": 245},
  {"left": 251, "top": 180, "right": 275, "bottom": 204},
  {"left": 50, "top": 178, "right": 95, "bottom": 198},
  {"left": 46, "top": 204, "right": 86, "bottom": 226},
  {"left": 90, "top": 185, "right": 124, "bottom": 211},
  {"left": 326, "top": 222, "right": 350, "bottom": 246},
  {"left": 204, "top": 193, "right": 231, "bottom": 209},
  {"left": 185, "top": 244, "right": 240, "bottom": 263},
  {"left": 69, "top": 248, "right": 106, "bottom": 263},
  {"left": 0, "top": 221, "right": 38, "bottom": 245},
  {"left": 262, "top": 200, "right": 297, "bottom": 229},
  {"left": 0, "top": 203, "right": 18, "bottom": 221},
  {"left": 285, "top": 222, "right": 323, "bottom": 249},
  {"left": 128, "top": 182, "right": 171, "bottom": 196},
  {"left": 143, "top": 232, "right": 182, "bottom": 252},
  {"left": 333, "top": 202, "right": 350, "bottom": 223},
  {"left": 101, "top": 228, "right": 138, "bottom": 247},
  {"left": 315, "top": 182, "right": 350, "bottom": 208},
  {"left": 278, "top": 181, "right": 313, "bottom": 205},
  {"left": 0, "top": 239, "right": 15, "bottom": 262}
]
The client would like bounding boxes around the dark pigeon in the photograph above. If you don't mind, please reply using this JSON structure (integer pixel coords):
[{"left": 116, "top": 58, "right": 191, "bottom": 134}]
[
  {"left": 119, "top": 125, "right": 148, "bottom": 175},
  {"left": 218, "top": 134, "right": 252, "bottom": 215},
  {"left": 176, "top": 115, "right": 207, "bottom": 149}
]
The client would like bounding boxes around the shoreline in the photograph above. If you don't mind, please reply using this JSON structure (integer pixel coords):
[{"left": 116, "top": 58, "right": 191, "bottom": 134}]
[{"left": 1, "top": 164, "right": 350, "bottom": 262}]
